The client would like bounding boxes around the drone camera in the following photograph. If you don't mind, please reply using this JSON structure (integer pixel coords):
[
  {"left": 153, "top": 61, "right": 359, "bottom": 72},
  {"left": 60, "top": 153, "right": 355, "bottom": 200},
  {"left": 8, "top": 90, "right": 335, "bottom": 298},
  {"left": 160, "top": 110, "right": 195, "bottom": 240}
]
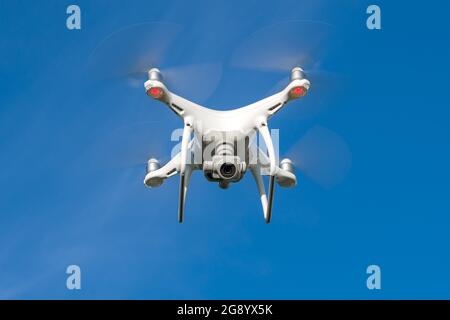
[
  {"left": 202, "top": 142, "right": 246, "bottom": 182},
  {"left": 220, "top": 162, "right": 238, "bottom": 179},
  {"left": 203, "top": 155, "right": 245, "bottom": 182}
]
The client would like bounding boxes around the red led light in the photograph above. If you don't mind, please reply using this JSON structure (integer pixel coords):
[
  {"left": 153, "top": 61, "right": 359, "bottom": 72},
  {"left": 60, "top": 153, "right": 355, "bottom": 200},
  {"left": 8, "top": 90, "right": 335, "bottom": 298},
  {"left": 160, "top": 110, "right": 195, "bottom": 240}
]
[
  {"left": 289, "top": 86, "right": 307, "bottom": 98},
  {"left": 147, "top": 87, "right": 164, "bottom": 99},
  {"left": 293, "top": 87, "right": 303, "bottom": 95}
]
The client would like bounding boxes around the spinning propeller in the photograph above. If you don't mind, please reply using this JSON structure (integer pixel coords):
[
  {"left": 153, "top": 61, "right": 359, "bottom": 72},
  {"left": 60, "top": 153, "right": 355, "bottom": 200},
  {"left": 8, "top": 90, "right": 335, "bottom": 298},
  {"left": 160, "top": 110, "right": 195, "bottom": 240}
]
[
  {"left": 87, "top": 22, "right": 222, "bottom": 104},
  {"left": 88, "top": 20, "right": 350, "bottom": 194},
  {"left": 286, "top": 126, "right": 351, "bottom": 189},
  {"left": 231, "top": 20, "right": 351, "bottom": 188},
  {"left": 86, "top": 22, "right": 223, "bottom": 171},
  {"left": 230, "top": 20, "right": 340, "bottom": 89}
]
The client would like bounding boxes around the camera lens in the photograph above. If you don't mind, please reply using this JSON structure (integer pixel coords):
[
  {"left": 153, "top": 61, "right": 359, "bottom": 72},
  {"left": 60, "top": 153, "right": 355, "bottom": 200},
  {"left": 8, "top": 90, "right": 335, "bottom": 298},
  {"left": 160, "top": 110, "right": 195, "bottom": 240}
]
[{"left": 220, "top": 162, "right": 237, "bottom": 179}]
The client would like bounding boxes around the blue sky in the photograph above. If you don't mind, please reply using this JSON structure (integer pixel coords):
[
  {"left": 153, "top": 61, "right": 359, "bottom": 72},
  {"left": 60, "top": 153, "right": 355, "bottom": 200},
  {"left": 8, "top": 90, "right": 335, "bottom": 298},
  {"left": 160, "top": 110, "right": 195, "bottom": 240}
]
[{"left": 0, "top": 0, "right": 449, "bottom": 299}]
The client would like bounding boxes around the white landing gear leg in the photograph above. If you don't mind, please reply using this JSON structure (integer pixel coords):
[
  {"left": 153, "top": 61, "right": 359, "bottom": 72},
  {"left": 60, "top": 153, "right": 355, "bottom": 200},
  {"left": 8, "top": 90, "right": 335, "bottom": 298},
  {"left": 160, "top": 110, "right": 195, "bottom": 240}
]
[
  {"left": 178, "top": 119, "right": 193, "bottom": 223},
  {"left": 251, "top": 165, "right": 275, "bottom": 223},
  {"left": 255, "top": 121, "right": 277, "bottom": 223}
]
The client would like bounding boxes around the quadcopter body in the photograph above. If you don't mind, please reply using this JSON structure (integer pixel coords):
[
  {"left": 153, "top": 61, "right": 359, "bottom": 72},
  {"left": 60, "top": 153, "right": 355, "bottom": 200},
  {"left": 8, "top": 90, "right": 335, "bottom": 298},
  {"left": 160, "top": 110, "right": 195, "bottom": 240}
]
[{"left": 143, "top": 67, "right": 310, "bottom": 223}]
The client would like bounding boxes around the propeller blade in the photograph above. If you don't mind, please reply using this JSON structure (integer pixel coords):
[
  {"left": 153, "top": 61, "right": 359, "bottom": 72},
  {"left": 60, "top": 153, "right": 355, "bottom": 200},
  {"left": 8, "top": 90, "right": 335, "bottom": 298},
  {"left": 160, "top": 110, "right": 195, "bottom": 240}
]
[
  {"left": 87, "top": 22, "right": 222, "bottom": 103},
  {"left": 163, "top": 62, "right": 223, "bottom": 104},
  {"left": 124, "top": 62, "right": 223, "bottom": 103},
  {"left": 96, "top": 120, "right": 173, "bottom": 172},
  {"left": 231, "top": 20, "right": 337, "bottom": 73},
  {"left": 232, "top": 20, "right": 343, "bottom": 121},
  {"left": 287, "top": 125, "right": 351, "bottom": 189},
  {"left": 87, "top": 22, "right": 182, "bottom": 80}
]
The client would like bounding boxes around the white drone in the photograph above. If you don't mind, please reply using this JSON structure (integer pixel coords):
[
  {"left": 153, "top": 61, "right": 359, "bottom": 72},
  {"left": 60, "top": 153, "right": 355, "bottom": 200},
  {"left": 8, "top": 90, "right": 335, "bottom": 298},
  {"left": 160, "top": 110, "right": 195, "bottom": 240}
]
[{"left": 142, "top": 66, "right": 310, "bottom": 223}]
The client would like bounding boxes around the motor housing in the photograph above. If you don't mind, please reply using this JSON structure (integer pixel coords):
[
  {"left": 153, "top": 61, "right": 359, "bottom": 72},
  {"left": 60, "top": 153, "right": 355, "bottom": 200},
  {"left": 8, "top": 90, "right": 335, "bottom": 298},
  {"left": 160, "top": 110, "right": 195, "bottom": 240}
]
[
  {"left": 145, "top": 158, "right": 163, "bottom": 187},
  {"left": 280, "top": 158, "right": 295, "bottom": 174}
]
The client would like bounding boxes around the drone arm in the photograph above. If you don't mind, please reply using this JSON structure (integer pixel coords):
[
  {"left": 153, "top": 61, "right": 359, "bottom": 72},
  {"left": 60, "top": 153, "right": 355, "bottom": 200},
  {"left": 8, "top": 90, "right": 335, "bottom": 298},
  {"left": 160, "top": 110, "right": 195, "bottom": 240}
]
[
  {"left": 240, "top": 78, "right": 310, "bottom": 119},
  {"left": 169, "top": 92, "right": 209, "bottom": 118},
  {"left": 256, "top": 147, "right": 297, "bottom": 188},
  {"left": 143, "top": 153, "right": 181, "bottom": 187},
  {"left": 145, "top": 76, "right": 209, "bottom": 119}
]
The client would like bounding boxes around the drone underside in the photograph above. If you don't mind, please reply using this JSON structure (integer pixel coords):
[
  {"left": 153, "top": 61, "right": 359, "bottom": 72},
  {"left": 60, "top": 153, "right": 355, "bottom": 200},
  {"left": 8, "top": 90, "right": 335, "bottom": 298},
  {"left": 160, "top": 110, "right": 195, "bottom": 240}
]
[{"left": 143, "top": 67, "right": 310, "bottom": 224}]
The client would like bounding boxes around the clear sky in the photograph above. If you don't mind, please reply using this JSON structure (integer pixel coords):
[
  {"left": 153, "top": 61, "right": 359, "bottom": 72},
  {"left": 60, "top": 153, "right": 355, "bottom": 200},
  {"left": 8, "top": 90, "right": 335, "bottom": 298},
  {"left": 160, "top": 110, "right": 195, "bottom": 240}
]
[{"left": 1, "top": 0, "right": 449, "bottom": 299}]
